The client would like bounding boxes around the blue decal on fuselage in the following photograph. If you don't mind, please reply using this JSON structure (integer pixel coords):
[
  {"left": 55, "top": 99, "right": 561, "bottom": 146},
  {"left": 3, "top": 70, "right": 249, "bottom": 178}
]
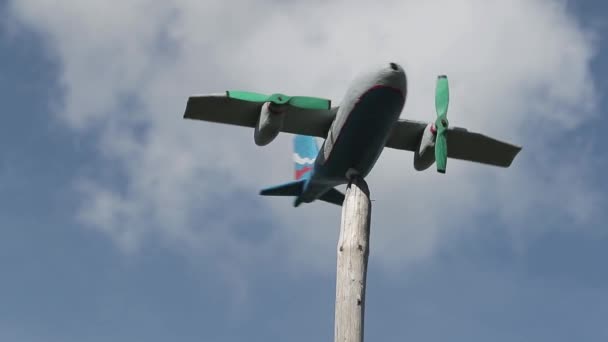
[{"left": 295, "top": 85, "right": 405, "bottom": 205}]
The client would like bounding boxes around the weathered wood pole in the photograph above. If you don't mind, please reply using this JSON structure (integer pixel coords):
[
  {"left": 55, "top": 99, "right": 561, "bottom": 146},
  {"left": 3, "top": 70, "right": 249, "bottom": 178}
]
[{"left": 334, "top": 176, "right": 371, "bottom": 342}]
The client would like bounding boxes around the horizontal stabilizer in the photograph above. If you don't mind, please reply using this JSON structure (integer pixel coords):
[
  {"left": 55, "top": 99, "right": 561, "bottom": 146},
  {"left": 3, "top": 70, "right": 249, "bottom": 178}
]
[
  {"left": 260, "top": 180, "right": 305, "bottom": 197},
  {"left": 319, "top": 188, "right": 345, "bottom": 206}
]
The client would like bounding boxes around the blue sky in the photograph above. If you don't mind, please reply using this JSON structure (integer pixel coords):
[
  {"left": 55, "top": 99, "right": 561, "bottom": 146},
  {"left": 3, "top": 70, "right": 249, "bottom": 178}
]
[{"left": 1, "top": 1, "right": 607, "bottom": 341}]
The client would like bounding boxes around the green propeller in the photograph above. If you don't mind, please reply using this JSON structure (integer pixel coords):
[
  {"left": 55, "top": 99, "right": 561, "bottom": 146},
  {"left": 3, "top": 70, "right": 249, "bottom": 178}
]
[
  {"left": 227, "top": 91, "right": 331, "bottom": 110},
  {"left": 434, "top": 75, "right": 449, "bottom": 174}
]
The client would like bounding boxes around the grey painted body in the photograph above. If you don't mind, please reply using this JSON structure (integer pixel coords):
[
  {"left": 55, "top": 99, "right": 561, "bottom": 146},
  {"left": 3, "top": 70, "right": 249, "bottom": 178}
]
[
  {"left": 296, "top": 64, "right": 407, "bottom": 205},
  {"left": 183, "top": 61, "right": 522, "bottom": 207}
]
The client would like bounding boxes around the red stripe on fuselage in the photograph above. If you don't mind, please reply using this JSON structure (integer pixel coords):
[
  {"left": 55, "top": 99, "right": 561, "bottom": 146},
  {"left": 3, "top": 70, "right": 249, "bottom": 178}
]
[{"left": 295, "top": 166, "right": 313, "bottom": 180}]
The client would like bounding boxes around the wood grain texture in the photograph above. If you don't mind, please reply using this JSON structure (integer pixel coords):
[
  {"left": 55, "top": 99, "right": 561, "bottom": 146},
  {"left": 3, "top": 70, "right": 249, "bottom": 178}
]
[{"left": 334, "top": 176, "right": 371, "bottom": 342}]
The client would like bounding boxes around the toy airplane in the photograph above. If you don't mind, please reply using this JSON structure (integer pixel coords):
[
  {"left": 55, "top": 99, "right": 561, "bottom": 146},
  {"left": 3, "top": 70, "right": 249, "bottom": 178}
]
[{"left": 183, "top": 62, "right": 521, "bottom": 207}]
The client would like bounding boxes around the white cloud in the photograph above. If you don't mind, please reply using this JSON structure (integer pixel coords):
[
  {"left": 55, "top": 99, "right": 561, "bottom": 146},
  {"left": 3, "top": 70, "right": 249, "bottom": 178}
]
[{"left": 7, "top": 0, "right": 604, "bottom": 274}]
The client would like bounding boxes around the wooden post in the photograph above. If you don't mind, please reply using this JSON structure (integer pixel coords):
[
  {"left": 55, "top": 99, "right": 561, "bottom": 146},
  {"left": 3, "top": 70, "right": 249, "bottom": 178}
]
[{"left": 334, "top": 176, "right": 371, "bottom": 342}]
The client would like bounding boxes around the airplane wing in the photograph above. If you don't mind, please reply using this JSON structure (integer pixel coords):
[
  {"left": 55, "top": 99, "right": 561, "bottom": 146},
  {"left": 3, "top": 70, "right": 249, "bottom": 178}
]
[
  {"left": 183, "top": 93, "right": 338, "bottom": 138},
  {"left": 385, "top": 119, "right": 522, "bottom": 167}
]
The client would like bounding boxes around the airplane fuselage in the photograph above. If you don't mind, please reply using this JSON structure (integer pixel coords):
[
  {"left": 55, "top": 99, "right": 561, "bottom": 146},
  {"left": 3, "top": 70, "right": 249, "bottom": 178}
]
[{"left": 295, "top": 63, "right": 407, "bottom": 206}]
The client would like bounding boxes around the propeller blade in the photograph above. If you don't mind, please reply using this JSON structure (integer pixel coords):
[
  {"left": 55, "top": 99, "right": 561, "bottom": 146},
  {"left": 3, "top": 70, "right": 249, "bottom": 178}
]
[
  {"left": 288, "top": 96, "right": 331, "bottom": 110},
  {"left": 435, "top": 128, "right": 448, "bottom": 173},
  {"left": 227, "top": 91, "right": 330, "bottom": 110},
  {"left": 434, "top": 75, "right": 449, "bottom": 173},
  {"left": 435, "top": 75, "right": 449, "bottom": 118},
  {"left": 227, "top": 91, "right": 271, "bottom": 103}
]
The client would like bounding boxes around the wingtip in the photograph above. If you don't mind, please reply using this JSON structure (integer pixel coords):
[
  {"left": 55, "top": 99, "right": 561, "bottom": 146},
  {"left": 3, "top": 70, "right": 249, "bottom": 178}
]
[
  {"left": 183, "top": 97, "right": 193, "bottom": 119},
  {"left": 259, "top": 188, "right": 271, "bottom": 196},
  {"left": 511, "top": 145, "right": 523, "bottom": 158},
  {"left": 503, "top": 147, "right": 523, "bottom": 167}
]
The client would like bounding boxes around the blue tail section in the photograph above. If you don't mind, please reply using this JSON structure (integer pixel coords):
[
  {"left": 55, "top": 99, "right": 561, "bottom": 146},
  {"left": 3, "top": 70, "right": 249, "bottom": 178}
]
[
  {"left": 293, "top": 135, "right": 318, "bottom": 181},
  {"left": 260, "top": 135, "right": 343, "bottom": 207}
]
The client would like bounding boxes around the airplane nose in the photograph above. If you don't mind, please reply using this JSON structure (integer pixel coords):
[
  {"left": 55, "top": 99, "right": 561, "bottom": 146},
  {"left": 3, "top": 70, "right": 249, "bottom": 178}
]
[{"left": 383, "top": 62, "right": 407, "bottom": 94}]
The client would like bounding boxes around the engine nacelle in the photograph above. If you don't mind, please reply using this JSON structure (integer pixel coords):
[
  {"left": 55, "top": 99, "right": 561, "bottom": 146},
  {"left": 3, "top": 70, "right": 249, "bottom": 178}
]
[
  {"left": 413, "top": 123, "right": 436, "bottom": 171},
  {"left": 254, "top": 102, "right": 285, "bottom": 146}
]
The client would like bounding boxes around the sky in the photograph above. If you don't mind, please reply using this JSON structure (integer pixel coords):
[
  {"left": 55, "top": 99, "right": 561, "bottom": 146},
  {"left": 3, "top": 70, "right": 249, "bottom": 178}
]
[{"left": 0, "top": 0, "right": 607, "bottom": 341}]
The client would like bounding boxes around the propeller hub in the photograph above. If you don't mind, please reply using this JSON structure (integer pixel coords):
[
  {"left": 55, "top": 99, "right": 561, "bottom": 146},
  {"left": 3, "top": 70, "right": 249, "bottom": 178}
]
[
  {"left": 270, "top": 93, "right": 289, "bottom": 105},
  {"left": 227, "top": 91, "right": 331, "bottom": 110}
]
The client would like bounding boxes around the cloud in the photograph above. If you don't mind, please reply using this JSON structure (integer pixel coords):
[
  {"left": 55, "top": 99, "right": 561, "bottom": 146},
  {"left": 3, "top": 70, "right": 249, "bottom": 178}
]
[{"left": 7, "top": 0, "right": 604, "bottom": 274}]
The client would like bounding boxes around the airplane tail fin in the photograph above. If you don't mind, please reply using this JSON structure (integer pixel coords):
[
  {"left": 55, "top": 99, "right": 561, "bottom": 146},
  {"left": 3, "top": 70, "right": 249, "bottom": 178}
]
[
  {"left": 260, "top": 135, "right": 316, "bottom": 206},
  {"left": 293, "top": 135, "right": 318, "bottom": 181},
  {"left": 261, "top": 135, "right": 344, "bottom": 207}
]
